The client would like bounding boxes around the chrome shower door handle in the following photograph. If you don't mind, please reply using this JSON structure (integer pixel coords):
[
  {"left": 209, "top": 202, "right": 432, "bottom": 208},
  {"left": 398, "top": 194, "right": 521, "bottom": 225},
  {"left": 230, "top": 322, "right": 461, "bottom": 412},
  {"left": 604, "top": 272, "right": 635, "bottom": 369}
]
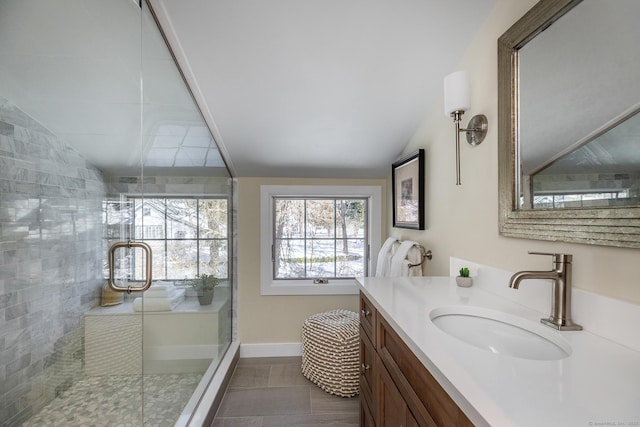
[{"left": 108, "top": 240, "right": 153, "bottom": 293}]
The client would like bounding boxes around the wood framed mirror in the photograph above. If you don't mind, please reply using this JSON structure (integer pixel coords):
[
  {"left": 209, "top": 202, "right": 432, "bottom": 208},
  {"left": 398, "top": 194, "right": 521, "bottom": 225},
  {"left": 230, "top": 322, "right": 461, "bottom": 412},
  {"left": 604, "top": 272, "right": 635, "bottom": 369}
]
[{"left": 498, "top": 0, "right": 640, "bottom": 248}]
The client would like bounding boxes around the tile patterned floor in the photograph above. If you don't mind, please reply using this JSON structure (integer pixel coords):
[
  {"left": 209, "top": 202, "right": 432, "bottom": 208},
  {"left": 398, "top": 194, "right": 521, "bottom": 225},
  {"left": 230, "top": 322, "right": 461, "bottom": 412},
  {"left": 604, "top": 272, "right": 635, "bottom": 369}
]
[
  {"left": 21, "top": 373, "right": 201, "bottom": 427},
  {"left": 213, "top": 357, "right": 359, "bottom": 427}
]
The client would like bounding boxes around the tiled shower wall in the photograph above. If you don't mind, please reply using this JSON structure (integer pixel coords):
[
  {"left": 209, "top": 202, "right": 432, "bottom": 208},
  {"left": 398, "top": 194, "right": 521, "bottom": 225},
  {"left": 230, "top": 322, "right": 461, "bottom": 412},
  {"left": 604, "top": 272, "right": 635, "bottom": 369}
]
[{"left": 0, "top": 97, "right": 106, "bottom": 426}]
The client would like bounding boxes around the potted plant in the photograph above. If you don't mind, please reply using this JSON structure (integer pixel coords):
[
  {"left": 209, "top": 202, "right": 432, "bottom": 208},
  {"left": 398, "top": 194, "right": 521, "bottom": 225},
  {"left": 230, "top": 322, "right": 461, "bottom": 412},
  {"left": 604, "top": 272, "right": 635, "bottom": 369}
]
[
  {"left": 456, "top": 267, "right": 473, "bottom": 287},
  {"left": 189, "top": 273, "right": 219, "bottom": 305}
]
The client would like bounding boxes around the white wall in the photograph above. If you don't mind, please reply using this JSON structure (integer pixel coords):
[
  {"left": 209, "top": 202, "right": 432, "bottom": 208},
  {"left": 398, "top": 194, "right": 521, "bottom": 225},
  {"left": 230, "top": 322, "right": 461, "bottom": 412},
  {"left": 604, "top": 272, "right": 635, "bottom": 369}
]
[{"left": 393, "top": 0, "right": 640, "bottom": 305}]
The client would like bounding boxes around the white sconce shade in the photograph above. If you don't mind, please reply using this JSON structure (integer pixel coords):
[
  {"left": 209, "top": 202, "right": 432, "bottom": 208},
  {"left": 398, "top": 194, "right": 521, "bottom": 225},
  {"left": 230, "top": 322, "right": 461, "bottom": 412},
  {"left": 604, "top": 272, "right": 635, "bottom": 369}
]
[
  {"left": 443, "top": 69, "right": 487, "bottom": 185},
  {"left": 444, "top": 71, "right": 470, "bottom": 117}
]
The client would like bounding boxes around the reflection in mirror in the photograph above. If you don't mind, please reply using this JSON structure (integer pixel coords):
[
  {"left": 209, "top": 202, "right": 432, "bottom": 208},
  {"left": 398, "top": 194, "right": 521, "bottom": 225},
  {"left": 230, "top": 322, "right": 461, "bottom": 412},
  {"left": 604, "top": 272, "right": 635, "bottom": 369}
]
[
  {"left": 517, "top": 0, "right": 640, "bottom": 210},
  {"left": 498, "top": 0, "right": 640, "bottom": 248},
  {"left": 529, "top": 110, "right": 640, "bottom": 209}
]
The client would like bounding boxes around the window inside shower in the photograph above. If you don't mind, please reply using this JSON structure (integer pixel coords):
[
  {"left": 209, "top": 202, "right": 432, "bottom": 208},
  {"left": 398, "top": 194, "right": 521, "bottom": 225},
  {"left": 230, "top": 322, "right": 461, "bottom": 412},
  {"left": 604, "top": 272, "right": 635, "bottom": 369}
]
[{"left": 104, "top": 197, "right": 229, "bottom": 281}]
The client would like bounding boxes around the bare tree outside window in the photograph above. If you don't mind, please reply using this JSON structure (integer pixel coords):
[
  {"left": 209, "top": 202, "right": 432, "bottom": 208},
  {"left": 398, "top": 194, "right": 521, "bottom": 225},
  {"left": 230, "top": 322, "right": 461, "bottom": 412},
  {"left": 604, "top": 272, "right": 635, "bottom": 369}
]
[
  {"left": 104, "top": 197, "right": 229, "bottom": 282},
  {"left": 273, "top": 197, "right": 367, "bottom": 280}
]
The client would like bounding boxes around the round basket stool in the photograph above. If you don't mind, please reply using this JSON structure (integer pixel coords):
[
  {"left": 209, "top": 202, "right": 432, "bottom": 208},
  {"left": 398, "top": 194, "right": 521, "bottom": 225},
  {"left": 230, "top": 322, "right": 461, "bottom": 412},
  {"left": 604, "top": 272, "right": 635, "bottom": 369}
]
[{"left": 301, "top": 309, "right": 360, "bottom": 397}]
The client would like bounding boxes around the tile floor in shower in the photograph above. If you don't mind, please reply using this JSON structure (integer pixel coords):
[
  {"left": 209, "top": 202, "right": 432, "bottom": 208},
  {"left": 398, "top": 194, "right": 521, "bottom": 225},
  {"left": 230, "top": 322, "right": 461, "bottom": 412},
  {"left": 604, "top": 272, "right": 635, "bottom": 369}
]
[
  {"left": 212, "top": 357, "right": 359, "bottom": 427},
  {"left": 21, "top": 373, "right": 201, "bottom": 427}
]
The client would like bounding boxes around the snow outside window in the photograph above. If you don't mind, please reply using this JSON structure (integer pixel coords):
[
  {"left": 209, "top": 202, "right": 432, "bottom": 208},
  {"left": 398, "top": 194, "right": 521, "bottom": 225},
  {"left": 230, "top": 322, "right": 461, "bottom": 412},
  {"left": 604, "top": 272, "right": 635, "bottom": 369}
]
[{"left": 260, "top": 185, "right": 382, "bottom": 295}]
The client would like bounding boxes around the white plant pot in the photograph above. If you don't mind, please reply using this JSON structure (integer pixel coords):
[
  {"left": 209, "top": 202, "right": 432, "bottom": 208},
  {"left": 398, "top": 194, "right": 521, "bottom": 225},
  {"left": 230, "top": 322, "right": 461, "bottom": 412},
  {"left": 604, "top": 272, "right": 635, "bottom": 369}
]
[{"left": 456, "top": 276, "right": 473, "bottom": 287}]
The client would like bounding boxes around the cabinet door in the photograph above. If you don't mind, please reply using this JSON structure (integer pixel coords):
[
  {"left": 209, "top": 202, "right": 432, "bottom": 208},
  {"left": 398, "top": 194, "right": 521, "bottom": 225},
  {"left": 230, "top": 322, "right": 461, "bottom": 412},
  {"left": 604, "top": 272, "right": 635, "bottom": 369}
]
[
  {"left": 360, "top": 393, "right": 376, "bottom": 427},
  {"left": 360, "top": 326, "right": 377, "bottom": 410},
  {"left": 406, "top": 411, "right": 419, "bottom": 427},
  {"left": 378, "top": 315, "right": 471, "bottom": 427},
  {"left": 378, "top": 357, "right": 409, "bottom": 427}
]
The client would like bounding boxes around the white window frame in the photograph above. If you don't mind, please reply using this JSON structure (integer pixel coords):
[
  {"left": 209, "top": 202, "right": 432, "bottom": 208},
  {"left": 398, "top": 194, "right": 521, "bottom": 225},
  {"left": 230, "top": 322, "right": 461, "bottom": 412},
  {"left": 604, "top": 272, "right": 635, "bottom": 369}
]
[
  {"left": 260, "top": 185, "right": 382, "bottom": 295},
  {"left": 107, "top": 195, "right": 229, "bottom": 281}
]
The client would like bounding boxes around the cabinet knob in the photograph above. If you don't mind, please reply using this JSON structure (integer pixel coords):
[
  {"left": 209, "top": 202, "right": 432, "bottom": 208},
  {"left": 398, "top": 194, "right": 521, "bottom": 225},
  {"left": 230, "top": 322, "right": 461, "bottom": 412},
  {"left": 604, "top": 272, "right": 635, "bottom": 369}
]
[
  {"left": 361, "top": 309, "right": 370, "bottom": 318},
  {"left": 361, "top": 363, "right": 370, "bottom": 374}
]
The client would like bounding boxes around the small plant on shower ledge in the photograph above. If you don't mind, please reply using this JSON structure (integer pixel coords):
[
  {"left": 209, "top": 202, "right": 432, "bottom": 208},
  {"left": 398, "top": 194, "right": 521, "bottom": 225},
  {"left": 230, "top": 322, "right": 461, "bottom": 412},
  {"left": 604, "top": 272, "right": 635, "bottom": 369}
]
[{"left": 189, "top": 273, "right": 219, "bottom": 305}]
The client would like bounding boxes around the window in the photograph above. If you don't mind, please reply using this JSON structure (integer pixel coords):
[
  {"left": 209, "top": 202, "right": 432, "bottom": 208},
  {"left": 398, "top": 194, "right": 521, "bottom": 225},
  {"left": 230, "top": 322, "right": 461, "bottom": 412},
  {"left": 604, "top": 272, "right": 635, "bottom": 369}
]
[
  {"left": 532, "top": 190, "right": 630, "bottom": 209},
  {"left": 274, "top": 198, "right": 367, "bottom": 280},
  {"left": 261, "top": 185, "right": 381, "bottom": 295},
  {"left": 104, "top": 196, "right": 228, "bottom": 282}
]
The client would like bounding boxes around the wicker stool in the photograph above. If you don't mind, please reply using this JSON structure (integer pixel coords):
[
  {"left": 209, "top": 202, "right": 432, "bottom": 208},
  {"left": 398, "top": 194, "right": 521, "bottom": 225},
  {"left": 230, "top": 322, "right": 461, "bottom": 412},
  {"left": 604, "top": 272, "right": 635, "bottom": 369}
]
[{"left": 301, "top": 309, "right": 360, "bottom": 397}]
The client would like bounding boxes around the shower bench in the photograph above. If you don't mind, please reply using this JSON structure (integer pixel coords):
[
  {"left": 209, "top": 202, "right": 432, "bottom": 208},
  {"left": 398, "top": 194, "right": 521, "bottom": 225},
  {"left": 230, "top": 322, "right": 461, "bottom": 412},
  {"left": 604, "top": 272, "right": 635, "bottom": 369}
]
[{"left": 84, "top": 297, "right": 228, "bottom": 375}]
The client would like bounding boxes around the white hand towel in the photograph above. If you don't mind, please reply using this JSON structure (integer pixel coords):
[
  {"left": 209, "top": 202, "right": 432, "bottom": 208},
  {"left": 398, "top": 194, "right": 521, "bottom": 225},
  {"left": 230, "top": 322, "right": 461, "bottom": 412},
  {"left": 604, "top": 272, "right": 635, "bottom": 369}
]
[
  {"left": 376, "top": 237, "right": 398, "bottom": 277},
  {"left": 153, "top": 286, "right": 181, "bottom": 299},
  {"left": 407, "top": 245, "right": 423, "bottom": 277},
  {"left": 133, "top": 288, "right": 185, "bottom": 312},
  {"left": 151, "top": 280, "right": 173, "bottom": 289},
  {"left": 389, "top": 240, "right": 417, "bottom": 277},
  {"left": 144, "top": 281, "right": 176, "bottom": 298}
]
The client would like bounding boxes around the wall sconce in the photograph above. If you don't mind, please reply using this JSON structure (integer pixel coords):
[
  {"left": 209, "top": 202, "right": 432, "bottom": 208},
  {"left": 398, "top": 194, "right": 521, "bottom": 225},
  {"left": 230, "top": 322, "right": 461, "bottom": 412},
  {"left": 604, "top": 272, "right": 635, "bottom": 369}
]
[{"left": 444, "top": 71, "right": 488, "bottom": 185}]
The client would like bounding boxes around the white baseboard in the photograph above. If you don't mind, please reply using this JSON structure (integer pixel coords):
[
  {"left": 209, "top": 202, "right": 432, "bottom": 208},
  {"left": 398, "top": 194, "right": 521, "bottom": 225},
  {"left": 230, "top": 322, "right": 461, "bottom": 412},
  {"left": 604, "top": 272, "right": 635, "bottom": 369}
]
[{"left": 239, "top": 342, "right": 302, "bottom": 358}]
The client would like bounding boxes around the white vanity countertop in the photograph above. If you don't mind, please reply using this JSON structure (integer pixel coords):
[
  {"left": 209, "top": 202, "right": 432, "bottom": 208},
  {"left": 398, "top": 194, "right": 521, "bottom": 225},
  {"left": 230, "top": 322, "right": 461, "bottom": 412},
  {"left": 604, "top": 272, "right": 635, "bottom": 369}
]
[{"left": 357, "top": 276, "right": 640, "bottom": 427}]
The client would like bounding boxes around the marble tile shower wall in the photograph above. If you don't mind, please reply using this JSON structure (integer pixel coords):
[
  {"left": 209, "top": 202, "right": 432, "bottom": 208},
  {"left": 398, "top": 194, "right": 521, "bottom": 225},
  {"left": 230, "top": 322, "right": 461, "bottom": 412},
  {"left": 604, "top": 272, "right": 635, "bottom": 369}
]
[{"left": 0, "top": 97, "right": 107, "bottom": 426}]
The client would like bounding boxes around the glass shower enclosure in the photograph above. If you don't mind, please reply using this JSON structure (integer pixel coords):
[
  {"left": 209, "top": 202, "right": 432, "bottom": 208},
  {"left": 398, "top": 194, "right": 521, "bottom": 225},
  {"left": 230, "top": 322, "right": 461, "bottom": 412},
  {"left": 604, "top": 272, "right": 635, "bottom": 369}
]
[{"left": 0, "top": 1, "right": 234, "bottom": 425}]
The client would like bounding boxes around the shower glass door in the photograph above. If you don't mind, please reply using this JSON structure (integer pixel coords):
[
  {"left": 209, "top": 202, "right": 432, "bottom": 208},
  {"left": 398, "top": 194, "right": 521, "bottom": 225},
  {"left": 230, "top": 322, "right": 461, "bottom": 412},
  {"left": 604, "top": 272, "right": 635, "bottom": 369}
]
[
  {"left": 139, "top": 1, "right": 233, "bottom": 425},
  {"left": 0, "top": 0, "right": 232, "bottom": 425},
  {"left": 0, "top": 0, "right": 147, "bottom": 424}
]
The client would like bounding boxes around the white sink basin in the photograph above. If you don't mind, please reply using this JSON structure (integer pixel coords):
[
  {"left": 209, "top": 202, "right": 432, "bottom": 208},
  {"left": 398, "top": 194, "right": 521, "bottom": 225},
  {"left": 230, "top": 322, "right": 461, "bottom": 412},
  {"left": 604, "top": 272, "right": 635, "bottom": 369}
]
[{"left": 429, "top": 306, "right": 571, "bottom": 360}]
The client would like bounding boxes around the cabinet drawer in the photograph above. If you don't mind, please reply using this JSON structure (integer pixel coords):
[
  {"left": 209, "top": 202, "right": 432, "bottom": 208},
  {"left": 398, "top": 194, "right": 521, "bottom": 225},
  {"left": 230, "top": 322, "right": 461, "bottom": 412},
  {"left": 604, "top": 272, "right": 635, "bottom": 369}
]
[
  {"left": 360, "top": 326, "right": 377, "bottom": 412},
  {"left": 360, "top": 292, "right": 377, "bottom": 346},
  {"left": 378, "top": 316, "right": 473, "bottom": 427}
]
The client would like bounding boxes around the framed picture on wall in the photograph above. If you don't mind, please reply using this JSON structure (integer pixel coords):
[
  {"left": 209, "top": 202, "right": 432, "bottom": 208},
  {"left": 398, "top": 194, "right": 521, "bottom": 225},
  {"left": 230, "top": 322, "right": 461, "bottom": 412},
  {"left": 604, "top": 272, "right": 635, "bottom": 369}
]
[{"left": 392, "top": 149, "right": 425, "bottom": 230}]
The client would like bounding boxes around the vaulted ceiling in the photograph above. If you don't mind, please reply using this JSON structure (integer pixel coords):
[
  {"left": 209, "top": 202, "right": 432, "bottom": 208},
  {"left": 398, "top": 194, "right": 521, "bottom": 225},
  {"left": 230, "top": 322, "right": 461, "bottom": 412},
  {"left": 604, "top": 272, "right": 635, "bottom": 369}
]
[
  {"left": 154, "top": 0, "right": 495, "bottom": 177},
  {"left": 0, "top": 0, "right": 495, "bottom": 178}
]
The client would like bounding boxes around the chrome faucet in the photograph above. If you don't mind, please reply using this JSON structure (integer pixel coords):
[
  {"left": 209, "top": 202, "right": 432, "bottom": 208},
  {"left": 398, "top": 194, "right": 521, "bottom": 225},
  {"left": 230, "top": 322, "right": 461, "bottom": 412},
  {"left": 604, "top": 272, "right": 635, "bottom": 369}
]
[{"left": 509, "top": 252, "right": 582, "bottom": 331}]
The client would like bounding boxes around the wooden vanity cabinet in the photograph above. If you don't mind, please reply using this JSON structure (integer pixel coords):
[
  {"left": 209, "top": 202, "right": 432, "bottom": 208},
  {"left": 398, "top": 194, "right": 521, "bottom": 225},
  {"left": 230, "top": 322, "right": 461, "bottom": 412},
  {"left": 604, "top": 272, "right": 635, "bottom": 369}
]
[{"left": 359, "top": 292, "right": 474, "bottom": 427}]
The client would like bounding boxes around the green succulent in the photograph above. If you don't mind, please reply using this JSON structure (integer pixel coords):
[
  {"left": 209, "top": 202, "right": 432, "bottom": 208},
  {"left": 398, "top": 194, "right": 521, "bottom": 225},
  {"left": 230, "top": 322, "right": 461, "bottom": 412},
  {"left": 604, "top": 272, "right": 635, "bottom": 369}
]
[{"left": 459, "top": 267, "right": 470, "bottom": 278}]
